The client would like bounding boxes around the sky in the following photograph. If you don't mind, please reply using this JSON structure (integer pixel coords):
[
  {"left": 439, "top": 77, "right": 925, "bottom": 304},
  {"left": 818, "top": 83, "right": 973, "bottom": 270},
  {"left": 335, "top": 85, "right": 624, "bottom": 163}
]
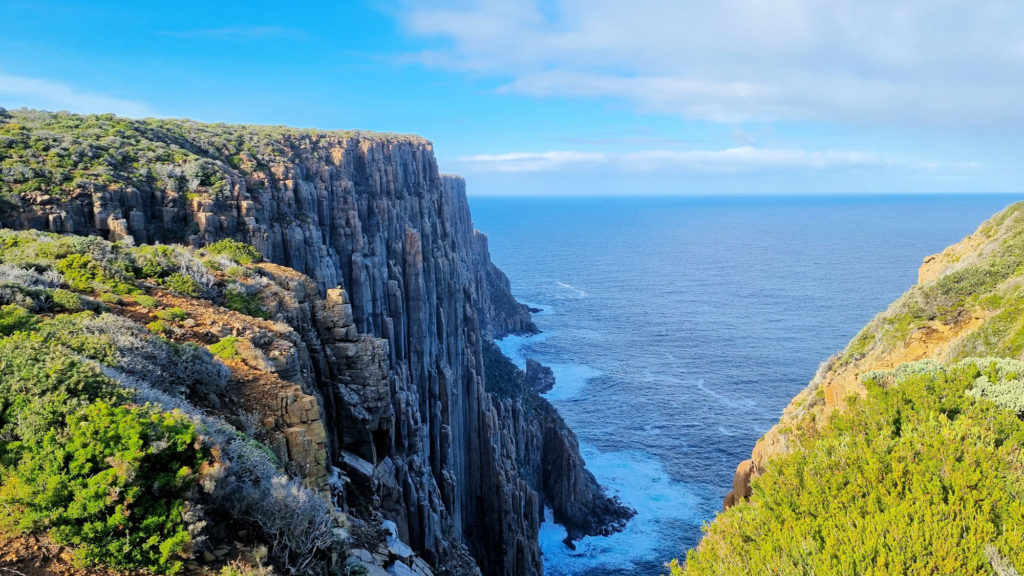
[{"left": 1, "top": 0, "right": 1022, "bottom": 196}]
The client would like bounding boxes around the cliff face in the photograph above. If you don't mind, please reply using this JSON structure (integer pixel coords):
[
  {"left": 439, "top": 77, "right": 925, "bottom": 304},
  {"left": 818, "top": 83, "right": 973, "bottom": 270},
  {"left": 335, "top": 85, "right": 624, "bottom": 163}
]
[
  {"left": 0, "top": 111, "right": 631, "bottom": 576},
  {"left": 723, "top": 201, "right": 1024, "bottom": 508}
]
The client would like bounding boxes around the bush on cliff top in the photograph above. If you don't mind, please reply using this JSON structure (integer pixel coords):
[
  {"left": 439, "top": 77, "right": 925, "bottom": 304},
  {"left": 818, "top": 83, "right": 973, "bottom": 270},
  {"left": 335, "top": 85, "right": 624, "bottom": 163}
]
[
  {"left": 209, "top": 336, "right": 240, "bottom": 359},
  {"left": 0, "top": 332, "right": 208, "bottom": 574},
  {"left": 0, "top": 333, "right": 124, "bottom": 457},
  {"left": 676, "top": 358, "right": 1024, "bottom": 576},
  {"left": 1, "top": 402, "right": 204, "bottom": 574},
  {"left": 224, "top": 283, "right": 269, "bottom": 319},
  {"left": 0, "top": 303, "right": 39, "bottom": 336},
  {"left": 57, "top": 252, "right": 138, "bottom": 295},
  {"left": 206, "top": 238, "right": 261, "bottom": 265}
]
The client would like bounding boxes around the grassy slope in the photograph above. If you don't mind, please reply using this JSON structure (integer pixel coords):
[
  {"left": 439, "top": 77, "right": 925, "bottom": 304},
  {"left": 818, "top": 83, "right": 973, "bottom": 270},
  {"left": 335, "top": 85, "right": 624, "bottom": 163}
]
[{"left": 678, "top": 202, "right": 1024, "bottom": 575}]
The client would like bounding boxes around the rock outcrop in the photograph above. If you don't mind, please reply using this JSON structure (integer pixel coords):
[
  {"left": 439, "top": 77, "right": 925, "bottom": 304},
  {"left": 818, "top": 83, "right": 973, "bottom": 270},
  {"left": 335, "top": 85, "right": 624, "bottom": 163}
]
[
  {"left": 0, "top": 112, "right": 627, "bottom": 576},
  {"left": 525, "top": 359, "right": 555, "bottom": 394}
]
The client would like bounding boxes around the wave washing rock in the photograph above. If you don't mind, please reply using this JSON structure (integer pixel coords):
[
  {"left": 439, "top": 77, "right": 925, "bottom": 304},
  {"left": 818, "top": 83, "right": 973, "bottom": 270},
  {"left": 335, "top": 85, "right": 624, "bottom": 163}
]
[
  {"left": 525, "top": 359, "right": 556, "bottom": 394},
  {"left": 0, "top": 110, "right": 632, "bottom": 576}
]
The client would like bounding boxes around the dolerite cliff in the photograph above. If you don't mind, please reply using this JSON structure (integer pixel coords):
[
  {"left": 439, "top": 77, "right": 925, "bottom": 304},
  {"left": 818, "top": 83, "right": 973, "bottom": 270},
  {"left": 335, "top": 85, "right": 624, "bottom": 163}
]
[{"left": 0, "top": 110, "right": 633, "bottom": 575}]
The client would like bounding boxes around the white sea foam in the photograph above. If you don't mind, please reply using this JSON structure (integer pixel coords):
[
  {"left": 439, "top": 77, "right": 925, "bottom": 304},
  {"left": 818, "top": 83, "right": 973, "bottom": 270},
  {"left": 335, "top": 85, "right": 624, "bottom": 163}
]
[
  {"left": 691, "top": 378, "right": 758, "bottom": 411},
  {"left": 540, "top": 445, "right": 705, "bottom": 575},
  {"left": 545, "top": 363, "right": 604, "bottom": 401},
  {"left": 496, "top": 331, "right": 552, "bottom": 369},
  {"left": 496, "top": 333, "right": 602, "bottom": 400},
  {"left": 555, "top": 280, "right": 589, "bottom": 298}
]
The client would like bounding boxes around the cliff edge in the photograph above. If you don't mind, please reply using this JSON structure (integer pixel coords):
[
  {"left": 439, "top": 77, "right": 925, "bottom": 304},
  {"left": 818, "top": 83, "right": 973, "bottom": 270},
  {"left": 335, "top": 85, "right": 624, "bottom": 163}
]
[{"left": 0, "top": 108, "right": 631, "bottom": 576}]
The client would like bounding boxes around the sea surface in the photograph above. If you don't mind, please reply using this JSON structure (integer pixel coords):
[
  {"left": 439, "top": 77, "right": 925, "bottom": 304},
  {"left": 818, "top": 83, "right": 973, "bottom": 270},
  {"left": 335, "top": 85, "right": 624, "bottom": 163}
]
[{"left": 468, "top": 194, "right": 1019, "bottom": 576}]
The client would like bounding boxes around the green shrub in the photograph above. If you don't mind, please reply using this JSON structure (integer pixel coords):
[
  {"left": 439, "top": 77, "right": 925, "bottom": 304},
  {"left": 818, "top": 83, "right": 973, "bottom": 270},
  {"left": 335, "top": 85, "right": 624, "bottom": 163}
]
[
  {"left": 99, "top": 292, "right": 122, "bottom": 304},
  {"left": 156, "top": 307, "right": 188, "bottom": 322},
  {"left": 0, "top": 333, "right": 124, "bottom": 456},
  {"left": 0, "top": 401, "right": 206, "bottom": 574},
  {"left": 677, "top": 359, "right": 1024, "bottom": 576},
  {"left": 224, "top": 286, "right": 268, "bottom": 319},
  {"left": 209, "top": 336, "right": 240, "bottom": 360},
  {"left": 134, "top": 293, "right": 160, "bottom": 308},
  {"left": 0, "top": 304, "right": 39, "bottom": 336},
  {"left": 967, "top": 357, "right": 1024, "bottom": 415},
  {"left": 132, "top": 245, "right": 179, "bottom": 279},
  {"left": 56, "top": 253, "right": 98, "bottom": 291},
  {"left": 933, "top": 260, "right": 1015, "bottom": 302},
  {"left": 206, "top": 238, "right": 261, "bottom": 265},
  {"left": 147, "top": 319, "right": 173, "bottom": 334},
  {"left": 950, "top": 291, "right": 1024, "bottom": 359},
  {"left": 49, "top": 288, "right": 82, "bottom": 311},
  {"left": 33, "top": 313, "right": 118, "bottom": 366},
  {"left": 56, "top": 253, "right": 136, "bottom": 295},
  {"left": 161, "top": 273, "right": 201, "bottom": 297}
]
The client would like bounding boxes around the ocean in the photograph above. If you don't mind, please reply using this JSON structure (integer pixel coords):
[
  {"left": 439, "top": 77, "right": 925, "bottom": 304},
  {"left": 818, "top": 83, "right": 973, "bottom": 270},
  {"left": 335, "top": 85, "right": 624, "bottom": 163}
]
[{"left": 467, "top": 194, "right": 1019, "bottom": 575}]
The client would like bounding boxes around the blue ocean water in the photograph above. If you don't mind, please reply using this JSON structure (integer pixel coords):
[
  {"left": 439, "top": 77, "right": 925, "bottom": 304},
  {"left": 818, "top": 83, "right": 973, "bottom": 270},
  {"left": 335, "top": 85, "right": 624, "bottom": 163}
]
[{"left": 468, "top": 194, "right": 1019, "bottom": 576}]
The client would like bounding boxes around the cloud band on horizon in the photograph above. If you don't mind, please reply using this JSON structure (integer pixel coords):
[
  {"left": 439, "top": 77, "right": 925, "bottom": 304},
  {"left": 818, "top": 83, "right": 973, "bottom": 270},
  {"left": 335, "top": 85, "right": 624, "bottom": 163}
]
[{"left": 451, "top": 147, "right": 889, "bottom": 173}]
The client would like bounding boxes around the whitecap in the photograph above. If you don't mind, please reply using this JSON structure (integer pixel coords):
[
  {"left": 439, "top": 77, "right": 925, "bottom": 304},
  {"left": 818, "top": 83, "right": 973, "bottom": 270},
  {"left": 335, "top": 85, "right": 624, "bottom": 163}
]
[
  {"left": 541, "top": 446, "right": 706, "bottom": 575},
  {"left": 496, "top": 332, "right": 552, "bottom": 369},
  {"left": 691, "top": 378, "right": 758, "bottom": 412},
  {"left": 493, "top": 333, "right": 600, "bottom": 401},
  {"left": 555, "top": 280, "right": 589, "bottom": 298},
  {"left": 545, "top": 363, "right": 604, "bottom": 401}
]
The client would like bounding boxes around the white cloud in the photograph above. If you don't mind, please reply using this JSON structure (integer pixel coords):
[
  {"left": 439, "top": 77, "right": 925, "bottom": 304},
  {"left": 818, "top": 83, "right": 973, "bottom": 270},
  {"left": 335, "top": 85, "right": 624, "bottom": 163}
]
[
  {"left": 395, "top": 0, "right": 1024, "bottom": 127},
  {"left": 0, "top": 72, "right": 154, "bottom": 117},
  {"left": 455, "top": 151, "right": 607, "bottom": 171},
  {"left": 453, "top": 147, "right": 885, "bottom": 173}
]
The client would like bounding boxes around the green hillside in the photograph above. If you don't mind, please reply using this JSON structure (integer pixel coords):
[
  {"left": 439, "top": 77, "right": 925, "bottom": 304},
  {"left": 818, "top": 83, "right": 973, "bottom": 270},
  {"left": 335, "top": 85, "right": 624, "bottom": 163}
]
[{"left": 677, "top": 203, "right": 1024, "bottom": 575}]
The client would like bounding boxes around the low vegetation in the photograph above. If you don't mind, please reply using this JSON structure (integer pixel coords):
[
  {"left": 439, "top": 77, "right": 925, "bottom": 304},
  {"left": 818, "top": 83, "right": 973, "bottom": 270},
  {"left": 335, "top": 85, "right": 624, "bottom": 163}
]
[
  {"left": 156, "top": 306, "right": 189, "bottom": 322},
  {"left": 0, "top": 334, "right": 202, "bottom": 574},
  {"left": 677, "top": 203, "right": 1024, "bottom": 575},
  {"left": 225, "top": 283, "right": 269, "bottom": 319},
  {"left": 0, "top": 107, "right": 404, "bottom": 203},
  {"left": 207, "top": 238, "right": 262, "bottom": 265},
  {"left": 0, "top": 228, "right": 269, "bottom": 318},
  {"left": 210, "top": 336, "right": 241, "bottom": 360},
  {"left": 677, "top": 359, "right": 1024, "bottom": 576},
  {"left": 0, "top": 229, "right": 342, "bottom": 574}
]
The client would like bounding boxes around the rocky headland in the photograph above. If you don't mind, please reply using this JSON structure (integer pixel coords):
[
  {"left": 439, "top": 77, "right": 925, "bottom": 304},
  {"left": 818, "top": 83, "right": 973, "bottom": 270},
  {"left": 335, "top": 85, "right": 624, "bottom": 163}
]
[{"left": 0, "top": 109, "right": 632, "bottom": 576}]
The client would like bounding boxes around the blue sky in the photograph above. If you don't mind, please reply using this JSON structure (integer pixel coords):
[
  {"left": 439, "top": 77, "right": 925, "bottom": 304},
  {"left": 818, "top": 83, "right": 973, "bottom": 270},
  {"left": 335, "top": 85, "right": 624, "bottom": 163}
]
[{"left": 1, "top": 0, "right": 1022, "bottom": 196}]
